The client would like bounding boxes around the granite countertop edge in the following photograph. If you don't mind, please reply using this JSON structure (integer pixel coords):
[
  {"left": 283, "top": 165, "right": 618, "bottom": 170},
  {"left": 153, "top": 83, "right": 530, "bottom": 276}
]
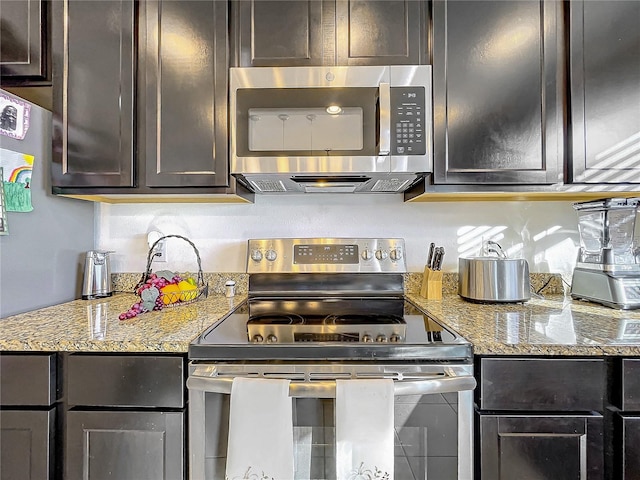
[{"left": 2, "top": 283, "right": 640, "bottom": 356}]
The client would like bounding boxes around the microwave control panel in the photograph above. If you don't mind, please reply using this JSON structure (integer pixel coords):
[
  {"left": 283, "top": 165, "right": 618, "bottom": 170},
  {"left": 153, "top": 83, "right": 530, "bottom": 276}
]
[{"left": 390, "top": 87, "right": 426, "bottom": 156}]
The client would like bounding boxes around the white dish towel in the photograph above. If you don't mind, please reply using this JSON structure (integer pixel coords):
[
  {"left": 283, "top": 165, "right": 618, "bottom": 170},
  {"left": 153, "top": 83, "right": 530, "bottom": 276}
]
[
  {"left": 336, "top": 379, "right": 395, "bottom": 480},
  {"left": 225, "top": 377, "right": 294, "bottom": 480}
]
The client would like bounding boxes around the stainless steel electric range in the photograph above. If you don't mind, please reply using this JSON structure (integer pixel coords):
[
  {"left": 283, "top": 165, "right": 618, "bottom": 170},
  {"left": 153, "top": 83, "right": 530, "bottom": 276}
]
[{"left": 188, "top": 238, "right": 475, "bottom": 480}]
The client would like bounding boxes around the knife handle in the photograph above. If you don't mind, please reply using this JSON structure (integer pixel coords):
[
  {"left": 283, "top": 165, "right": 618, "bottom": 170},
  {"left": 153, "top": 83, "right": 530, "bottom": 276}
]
[
  {"left": 427, "top": 242, "right": 435, "bottom": 269},
  {"left": 434, "top": 247, "right": 445, "bottom": 271}
]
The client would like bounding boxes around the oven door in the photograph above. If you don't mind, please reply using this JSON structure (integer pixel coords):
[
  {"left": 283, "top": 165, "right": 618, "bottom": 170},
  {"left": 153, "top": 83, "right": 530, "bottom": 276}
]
[{"left": 187, "top": 363, "right": 475, "bottom": 480}]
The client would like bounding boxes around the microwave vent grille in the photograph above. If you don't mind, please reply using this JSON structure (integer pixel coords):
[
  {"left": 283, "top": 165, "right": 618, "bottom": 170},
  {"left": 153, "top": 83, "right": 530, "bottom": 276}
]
[
  {"left": 249, "top": 180, "right": 287, "bottom": 193},
  {"left": 371, "top": 178, "right": 411, "bottom": 192}
]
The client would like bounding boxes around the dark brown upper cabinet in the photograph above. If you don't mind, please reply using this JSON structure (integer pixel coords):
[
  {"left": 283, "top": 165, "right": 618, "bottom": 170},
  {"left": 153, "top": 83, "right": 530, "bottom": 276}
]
[
  {"left": 51, "top": 0, "right": 135, "bottom": 188},
  {"left": 569, "top": 0, "right": 640, "bottom": 185},
  {"left": 0, "top": 0, "right": 50, "bottom": 84},
  {"left": 52, "top": 0, "right": 249, "bottom": 200},
  {"left": 431, "top": 0, "right": 564, "bottom": 185},
  {"left": 142, "top": 0, "right": 230, "bottom": 188},
  {"left": 233, "top": 0, "right": 428, "bottom": 67}
]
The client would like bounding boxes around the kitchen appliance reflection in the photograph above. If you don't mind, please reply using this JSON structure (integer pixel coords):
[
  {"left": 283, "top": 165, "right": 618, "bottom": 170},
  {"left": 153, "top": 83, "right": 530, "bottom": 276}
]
[{"left": 493, "top": 309, "right": 640, "bottom": 345}]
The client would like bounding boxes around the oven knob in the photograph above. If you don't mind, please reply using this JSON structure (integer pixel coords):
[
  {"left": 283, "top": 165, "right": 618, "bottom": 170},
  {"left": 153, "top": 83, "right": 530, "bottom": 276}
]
[
  {"left": 375, "top": 249, "right": 388, "bottom": 261},
  {"left": 265, "top": 249, "right": 277, "bottom": 262},
  {"left": 390, "top": 248, "right": 403, "bottom": 261},
  {"left": 252, "top": 334, "right": 264, "bottom": 343},
  {"left": 361, "top": 249, "right": 374, "bottom": 261},
  {"left": 250, "top": 249, "right": 263, "bottom": 262},
  {"left": 362, "top": 334, "right": 373, "bottom": 343},
  {"left": 376, "top": 334, "right": 388, "bottom": 343},
  {"left": 390, "top": 334, "right": 402, "bottom": 343},
  {"left": 267, "top": 334, "right": 278, "bottom": 343}
]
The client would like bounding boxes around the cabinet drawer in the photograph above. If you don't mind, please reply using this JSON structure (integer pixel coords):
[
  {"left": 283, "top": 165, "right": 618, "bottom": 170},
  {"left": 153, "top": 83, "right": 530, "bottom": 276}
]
[
  {"left": 622, "top": 359, "right": 640, "bottom": 411},
  {"left": 479, "top": 357, "right": 605, "bottom": 411},
  {"left": 67, "top": 355, "right": 184, "bottom": 408},
  {"left": 0, "top": 354, "right": 56, "bottom": 406}
]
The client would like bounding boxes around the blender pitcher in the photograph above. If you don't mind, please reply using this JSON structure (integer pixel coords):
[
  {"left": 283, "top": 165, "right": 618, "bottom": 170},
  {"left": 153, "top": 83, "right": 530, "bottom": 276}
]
[{"left": 574, "top": 197, "right": 640, "bottom": 266}]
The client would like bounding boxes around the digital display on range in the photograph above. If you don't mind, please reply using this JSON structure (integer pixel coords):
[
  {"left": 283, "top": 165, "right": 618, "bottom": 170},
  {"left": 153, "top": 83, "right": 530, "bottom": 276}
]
[{"left": 294, "top": 244, "right": 359, "bottom": 264}]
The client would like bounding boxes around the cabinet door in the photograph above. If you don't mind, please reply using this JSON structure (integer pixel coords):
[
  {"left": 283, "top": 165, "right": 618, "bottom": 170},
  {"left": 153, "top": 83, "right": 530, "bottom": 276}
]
[
  {"left": 0, "top": 0, "right": 49, "bottom": 83},
  {"left": 51, "top": 0, "right": 135, "bottom": 188},
  {"left": 432, "top": 0, "right": 563, "bottom": 185},
  {"left": 234, "top": 0, "right": 327, "bottom": 66},
  {"left": 336, "top": 0, "right": 427, "bottom": 65},
  {"left": 620, "top": 415, "right": 640, "bottom": 480},
  {"left": 0, "top": 409, "right": 55, "bottom": 480},
  {"left": 570, "top": 1, "right": 640, "bottom": 184},
  {"left": 66, "top": 410, "right": 184, "bottom": 480},
  {"left": 143, "top": 0, "right": 229, "bottom": 187},
  {"left": 479, "top": 414, "right": 604, "bottom": 480}
]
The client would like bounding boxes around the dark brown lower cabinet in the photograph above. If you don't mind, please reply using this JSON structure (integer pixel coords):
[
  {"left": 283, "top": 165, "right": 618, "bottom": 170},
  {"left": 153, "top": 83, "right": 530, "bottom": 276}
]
[
  {"left": 65, "top": 410, "right": 184, "bottom": 480},
  {"left": 479, "top": 414, "right": 603, "bottom": 479},
  {"left": 476, "top": 357, "right": 606, "bottom": 479},
  {"left": 0, "top": 353, "right": 57, "bottom": 480},
  {"left": 64, "top": 353, "right": 186, "bottom": 480},
  {"left": 614, "top": 358, "right": 640, "bottom": 480},
  {"left": 0, "top": 409, "right": 55, "bottom": 480},
  {"left": 619, "top": 415, "right": 640, "bottom": 480}
]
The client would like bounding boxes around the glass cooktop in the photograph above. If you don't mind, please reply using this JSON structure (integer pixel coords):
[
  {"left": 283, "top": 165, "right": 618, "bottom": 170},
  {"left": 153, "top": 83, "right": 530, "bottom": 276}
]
[{"left": 189, "top": 298, "right": 472, "bottom": 362}]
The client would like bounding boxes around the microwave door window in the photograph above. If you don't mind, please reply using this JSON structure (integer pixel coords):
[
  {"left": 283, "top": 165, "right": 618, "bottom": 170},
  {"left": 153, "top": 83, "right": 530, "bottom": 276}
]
[
  {"left": 248, "top": 108, "right": 364, "bottom": 153},
  {"left": 236, "top": 87, "right": 378, "bottom": 157},
  {"left": 313, "top": 108, "right": 363, "bottom": 151},
  {"left": 249, "top": 113, "right": 283, "bottom": 151}
]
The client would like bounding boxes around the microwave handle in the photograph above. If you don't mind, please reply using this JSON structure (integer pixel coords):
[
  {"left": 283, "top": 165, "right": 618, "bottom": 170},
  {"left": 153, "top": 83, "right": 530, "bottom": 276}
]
[
  {"left": 378, "top": 82, "right": 391, "bottom": 156},
  {"left": 187, "top": 374, "right": 476, "bottom": 398}
]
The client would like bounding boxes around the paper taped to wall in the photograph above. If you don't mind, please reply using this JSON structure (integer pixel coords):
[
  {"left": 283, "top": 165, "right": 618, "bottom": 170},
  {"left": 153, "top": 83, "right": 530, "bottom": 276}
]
[{"left": 0, "top": 147, "right": 34, "bottom": 212}]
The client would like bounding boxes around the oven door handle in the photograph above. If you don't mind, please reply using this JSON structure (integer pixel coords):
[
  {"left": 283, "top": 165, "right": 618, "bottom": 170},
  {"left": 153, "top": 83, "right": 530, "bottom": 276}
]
[{"left": 187, "top": 374, "right": 476, "bottom": 398}]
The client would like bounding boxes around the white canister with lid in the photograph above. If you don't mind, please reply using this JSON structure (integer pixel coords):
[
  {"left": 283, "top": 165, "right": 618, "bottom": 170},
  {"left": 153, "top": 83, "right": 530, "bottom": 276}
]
[{"left": 225, "top": 280, "right": 236, "bottom": 298}]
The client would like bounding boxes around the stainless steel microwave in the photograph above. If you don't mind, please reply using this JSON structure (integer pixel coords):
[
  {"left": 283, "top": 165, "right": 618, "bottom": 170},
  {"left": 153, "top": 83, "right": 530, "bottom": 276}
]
[{"left": 230, "top": 65, "right": 432, "bottom": 194}]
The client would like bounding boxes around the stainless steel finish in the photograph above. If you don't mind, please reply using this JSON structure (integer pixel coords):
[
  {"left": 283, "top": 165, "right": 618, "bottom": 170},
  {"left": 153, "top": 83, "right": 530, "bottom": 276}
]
[
  {"left": 378, "top": 82, "right": 391, "bottom": 155},
  {"left": 458, "top": 257, "right": 531, "bottom": 303},
  {"left": 248, "top": 318, "right": 406, "bottom": 344},
  {"left": 246, "top": 237, "right": 407, "bottom": 274},
  {"left": 187, "top": 364, "right": 476, "bottom": 398},
  {"left": 230, "top": 65, "right": 432, "bottom": 194},
  {"left": 188, "top": 363, "right": 475, "bottom": 480},
  {"left": 188, "top": 236, "right": 474, "bottom": 480},
  {"left": 81, "top": 250, "right": 113, "bottom": 300},
  {"left": 570, "top": 197, "right": 640, "bottom": 308},
  {"left": 571, "top": 267, "right": 640, "bottom": 310}
]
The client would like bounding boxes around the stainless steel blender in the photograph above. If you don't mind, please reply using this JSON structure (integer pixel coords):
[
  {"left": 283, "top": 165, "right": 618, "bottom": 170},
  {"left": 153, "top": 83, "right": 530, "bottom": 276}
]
[{"left": 571, "top": 197, "right": 640, "bottom": 309}]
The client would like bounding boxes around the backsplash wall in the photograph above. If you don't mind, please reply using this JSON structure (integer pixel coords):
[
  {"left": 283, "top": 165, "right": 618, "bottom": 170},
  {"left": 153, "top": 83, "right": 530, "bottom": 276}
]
[{"left": 96, "top": 195, "right": 581, "bottom": 280}]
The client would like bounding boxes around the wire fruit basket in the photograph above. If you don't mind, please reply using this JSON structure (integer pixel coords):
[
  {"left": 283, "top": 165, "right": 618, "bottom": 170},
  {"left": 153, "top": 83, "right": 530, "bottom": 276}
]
[{"left": 120, "top": 235, "right": 208, "bottom": 320}]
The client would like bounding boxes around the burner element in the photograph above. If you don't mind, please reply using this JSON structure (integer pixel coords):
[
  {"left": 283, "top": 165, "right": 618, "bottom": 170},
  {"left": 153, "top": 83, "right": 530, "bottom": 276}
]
[
  {"left": 323, "top": 314, "right": 405, "bottom": 325},
  {"left": 247, "top": 309, "right": 407, "bottom": 344},
  {"left": 248, "top": 313, "right": 305, "bottom": 326}
]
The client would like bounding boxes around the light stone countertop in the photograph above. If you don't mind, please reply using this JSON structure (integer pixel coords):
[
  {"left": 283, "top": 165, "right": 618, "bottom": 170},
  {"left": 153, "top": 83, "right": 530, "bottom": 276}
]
[
  {"left": 407, "top": 293, "right": 640, "bottom": 356},
  {"left": 0, "top": 293, "right": 246, "bottom": 353},
  {"left": 2, "top": 273, "right": 640, "bottom": 356}
]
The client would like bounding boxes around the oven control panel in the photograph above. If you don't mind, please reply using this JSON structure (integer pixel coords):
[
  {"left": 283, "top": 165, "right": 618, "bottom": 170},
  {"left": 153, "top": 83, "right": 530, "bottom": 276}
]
[{"left": 247, "top": 238, "right": 407, "bottom": 273}]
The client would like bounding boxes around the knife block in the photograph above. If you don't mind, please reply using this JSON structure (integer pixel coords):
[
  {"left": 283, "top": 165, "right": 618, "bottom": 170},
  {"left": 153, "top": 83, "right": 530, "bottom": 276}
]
[{"left": 420, "top": 266, "right": 443, "bottom": 300}]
